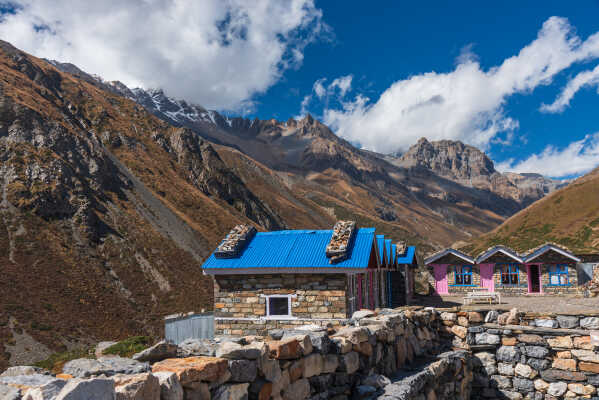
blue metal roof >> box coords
[397,246,416,265]
[202,228,376,270]
[385,239,392,266]
[376,235,385,266]
[391,244,397,266]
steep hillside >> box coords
[463,167,599,254]
[0,40,290,369]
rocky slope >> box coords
[0,40,291,370]
[392,138,564,207]
[463,166,599,254]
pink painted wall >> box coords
[432,264,449,294]
[479,263,495,292]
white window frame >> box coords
[262,294,297,320]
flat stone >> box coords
[540,369,586,382]
[546,336,573,349]
[55,377,115,400]
[526,358,550,371]
[0,374,59,389]
[551,358,577,371]
[0,367,45,377]
[228,359,257,383]
[177,339,216,357]
[497,346,520,363]
[485,311,499,323]
[62,357,150,378]
[534,319,558,328]
[152,357,229,385]
[579,361,599,373]
[212,383,249,400]
[517,335,545,345]
[22,379,67,400]
[571,349,599,363]
[573,336,593,350]
[513,377,534,392]
[153,372,183,400]
[580,317,599,329]
[556,316,579,329]
[547,382,567,397]
[468,326,484,333]
[352,310,376,320]
[113,373,160,400]
[216,341,265,360]
[132,341,178,363]
[498,363,514,376]
[502,337,517,346]
[333,327,369,344]
[268,339,302,360]
[452,325,467,339]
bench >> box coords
[463,288,501,305]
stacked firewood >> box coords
[581,266,599,297]
[214,224,257,258]
[396,241,407,257]
[326,221,356,263]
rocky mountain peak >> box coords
[398,137,496,180]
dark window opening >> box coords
[268,297,289,316]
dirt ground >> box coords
[413,294,599,314]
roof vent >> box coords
[326,221,356,264]
[214,225,257,258]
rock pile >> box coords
[581,267,599,297]
[214,225,257,258]
[326,221,356,263]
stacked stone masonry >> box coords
[2,308,599,400]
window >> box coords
[500,264,519,285]
[454,265,472,285]
[548,264,570,286]
[265,295,293,318]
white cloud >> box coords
[313,78,328,99]
[540,63,599,113]
[329,75,352,97]
[300,74,353,115]
[0,0,329,111]
[322,17,599,153]
[496,133,599,178]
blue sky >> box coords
[1,1,599,178]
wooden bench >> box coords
[463,288,501,305]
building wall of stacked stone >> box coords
[214,274,348,336]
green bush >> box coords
[35,347,94,374]
[102,336,151,358]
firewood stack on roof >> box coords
[326,221,356,264]
[214,224,257,258]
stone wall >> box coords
[439,308,599,399]
[214,274,348,335]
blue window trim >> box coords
[498,263,520,286]
[547,264,570,286]
[453,265,473,286]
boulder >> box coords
[258,357,281,383]
[580,317,599,329]
[183,383,209,400]
[153,372,183,400]
[282,378,310,400]
[152,357,229,385]
[177,339,217,357]
[228,360,257,383]
[484,311,499,323]
[288,360,304,383]
[523,346,548,359]
[0,374,59,388]
[302,354,323,379]
[547,382,567,397]
[330,337,352,354]
[475,333,500,345]
[248,380,272,400]
[62,357,150,378]
[0,367,45,377]
[216,341,265,360]
[55,377,115,400]
[22,379,67,400]
[95,342,118,358]
[322,355,339,374]
[293,335,313,356]
[534,319,558,328]
[556,316,579,329]
[113,373,160,400]
[132,341,178,363]
[212,383,249,400]
[333,327,369,345]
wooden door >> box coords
[433,264,449,295]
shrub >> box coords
[102,336,151,358]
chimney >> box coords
[214,224,256,258]
[326,221,357,264]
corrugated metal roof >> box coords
[376,235,385,265]
[391,244,397,266]
[397,246,416,265]
[385,239,392,265]
[202,228,376,270]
